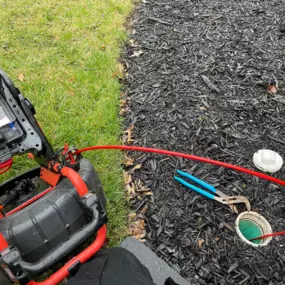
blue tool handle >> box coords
[176,170,217,193]
[174,176,215,200]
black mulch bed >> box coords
[123,0,285,284]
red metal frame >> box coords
[0,158,13,175]
[27,225,107,285]
[0,233,8,251]
[40,168,61,187]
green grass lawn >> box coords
[0,0,133,244]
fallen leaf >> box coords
[128,212,137,222]
[267,79,278,95]
[18,73,25,82]
[130,50,143,58]
[123,171,132,185]
[129,39,139,47]
[126,182,135,197]
[128,217,146,240]
[132,164,142,170]
[135,179,150,193]
[215,237,220,242]
[123,156,134,166]
[198,239,204,248]
[123,125,134,144]
[137,195,144,201]
[120,98,131,116]
[120,99,127,107]
[140,205,148,214]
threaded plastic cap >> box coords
[253,149,283,173]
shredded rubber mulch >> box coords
[123,0,285,284]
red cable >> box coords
[77,145,285,241]
[0,158,13,174]
[60,166,89,197]
[249,231,285,241]
[76,145,285,187]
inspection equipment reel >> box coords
[0,69,107,285]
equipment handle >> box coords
[18,203,105,276]
[174,176,215,200]
[27,225,106,285]
[176,170,217,193]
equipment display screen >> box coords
[0,106,11,127]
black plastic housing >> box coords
[0,159,107,284]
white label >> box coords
[0,107,10,127]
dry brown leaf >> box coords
[143,191,153,196]
[126,182,135,197]
[120,99,127,108]
[198,239,204,248]
[18,73,25,82]
[123,156,134,166]
[136,195,143,201]
[129,39,139,47]
[134,232,146,240]
[128,212,137,222]
[134,179,150,193]
[137,219,145,229]
[123,171,132,185]
[140,205,148,214]
[120,98,131,116]
[132,164,142,170]
[123,125,134,144]
[130,50,143,57]
[215,236,220,242]
[128,219,146,237]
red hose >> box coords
[76,145,285,187]
[250,231,285,241]
[60,167,89,197]
[0,158,13,174]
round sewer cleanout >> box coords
[235,211,272,247]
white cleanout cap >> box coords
[253,149,283,173]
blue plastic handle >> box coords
[176,170,217,193]
[174,176,215,200]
